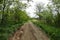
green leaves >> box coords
[52,0,60,27]
[0,0,29,40]
[0,0,3,4]
[33,21,60,40]
[53,0,60,4]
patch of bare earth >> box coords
[8,22,50,40]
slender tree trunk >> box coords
[1,0,5,25]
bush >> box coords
[33,21,60,40]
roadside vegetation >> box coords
[32,20,60,40]
[0,0,29,40]
[0,0,60,40]
[32,0,60,40]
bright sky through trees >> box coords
[26,0,50,18]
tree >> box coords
[0,0,3,4]
[52,0,60,27]
[35,3,54,25]
[0,0,29,40]
[35,3,44,20]
[0,0,29,25]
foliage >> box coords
[0,0,29,40]
[33,21,60,40]
[0,0,3,4]
[54,13,60,27]
[0,23,23,40]
[35,4,54,25]
[52,0,60,27]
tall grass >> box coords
[0,23,24,40]
[33,21,60,40]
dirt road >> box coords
[9,22,50,40]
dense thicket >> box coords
[35,0,60,27]
[0,0,29,40]
[33,0,60,40]
[52,0,60,27]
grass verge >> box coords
[32,21,60,40]
[0,23,24,40]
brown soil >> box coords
[8,22,50,40]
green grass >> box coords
[0,23,23,40]
[33,21,60,40]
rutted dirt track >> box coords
[9,22,50,40]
